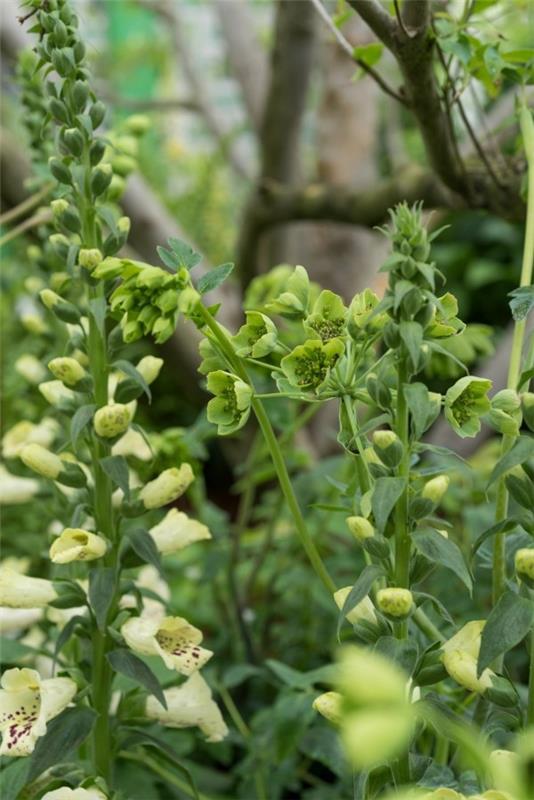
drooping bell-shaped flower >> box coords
[42,787,108,799]
[444,376,492,438]
[333,587,378,627]
[112,428,152,461]
[139,464,194,509]
[121,615,213,675]
[0,466,40,505]
[0,569,58,608]
[312,691,342,725]
[49,528,107,564]
[232,311,279,358]
[145,671,228,742]
[265,265,310,320]
[149,508,211,555]
[2,419,58,459]
[304,289,347,343]
[20,443,63,480]
[206,371,253,435]
[280,338,344,393]
[441,620,495,693]
[0,668,76,756]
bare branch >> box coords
[346,0,397,50]
[402,0,430,32]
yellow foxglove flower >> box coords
[135,355,164,385]
[20,444,63,480]
[333,587,378,627]
[441,621,494,693]
[312,691,342,725]
[0,466,40,505]
[139,464,194,509]
[345,516,374,542]
[121,615,212,675]
[149,509,211,555]
[377,588,414,619]
[0,668,76,756]
[422,791,466,799]
[39,380,75,406]
[49,529,107,564]
[338,645,407,707]
[145,671,228,742]
[2,419,58,459]
[121,565,170,621]
[42,789,108,800]
[0,608,43,635]
[0,568,58,609]
[422,475,449,504]
[112,428,152,461]
[341,707,415,770]
[14,355,47,385]
[48,357,86,386]
[93,403,130,439]
[515,548,534,582]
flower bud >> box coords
[377,588,413,619]
[89,100,106,129]
[313,692,342,725]
[422,474,449,505]
[125,114,151,135]
[20,443,63,479]
[334,586,378,627]
[0,568,58,608]
[93,403,131,438]
[48,157,72,185]
[136,356,163,385]
[515,548,534,585]
[72,79,89,112]
[117,216,131,235]
[346,516,374,542]
[488,389,522,436]
[39,380,75,407]
[521,392,534,432]
[50,528,107,564]
[63,127,84,157]
[78,248,103,271]
[92,257,124,281]
[51,198,69,217]
[48,357,86,386]
[15,355,46,384]
[372,429,403,468]
[48,233,70,259]
[139,464,194,509]
[91,163,112,196]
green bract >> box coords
[232,311,278,357]
[304,289,347,342]
[206,371,253,435]
[444,376,492,438]
[428,292,465,338]
[265,265,310,319]
[487,389,522,436]
[347,288,387,337]
[280,338,344,392]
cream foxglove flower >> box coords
[135,356,163,385]
[112,428,152,461]
[376,588,414,619]
[313,691,342,725]
[145,671,228,742]
[121,615,213,675]
[139,464,194,509]
[93,403,130,439]
[48,357,86,387]
[333,587,378,627]
[20,443,63,480]
[2,419,58,459]
[121,565,170,621]
[441,620,495,693]
[0,668,76,756]
[0,569,58,608]
[49,529,107,564]
[14,355,47,384]
[149,509,211,555]
[0,608,43,635]
[42,788,108,800]
[0,467,40,505]
[39,380,75,406]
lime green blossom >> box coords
[232,312,278,358]
[206,371,253,435]
[304,289,347,342]
[281,338,344,392]
[445,376,492,438]
[428,292,464,338]
[487,389,522,437]
[348,289,387,336]
[265,265,310,319]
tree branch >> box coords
[347,0,397,49]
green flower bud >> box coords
[232,311,278,358]
[334,587,378,627]
[51,198,69,217]
[93,403,131,439]
[111,154,137,177]
[376,587,413,619]
[522,392,534,432]
[107,174,125,201]
[487,389,522,437]
[372,429,403,468]
[48,233,70,259]
[139,464,194,509]
[444,376,492,438]
[92,257,124,280]
[79,248,103,271]
[48,357,86,386]
[515,548,534,586]
[207,371,253,435]
[48,97,69,123]
[346,516,374,542]
[39,289,80,324]
[304,289,347,343]
[91,163,113,197]
[124,114,151,135]
[117,216,131,234]
[63,127,84,157]
[48,157,72,185]
[422,474,449,505]
[72,80,89,112]
[20,443,62,479]
[89,100,106,129]
[280,338,344,393]
[136,356,163,385]
[312,692,342,725]
[89,138,106,166]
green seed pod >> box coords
[90,164,113,197]
[49,97,69,123]
[72,80,89,112]
[63,127,84,157]
[89,139,106,166]
[48,157,72,185]
[89,100,106,129]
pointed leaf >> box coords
[488,436,534,487]
[413,528,472,593]
[336,564,384,638]
[371,477,406,533]
[27,707,96,781]
[107,648,167,708]
[478,591,533,674]
[197,263,234,295]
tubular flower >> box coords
[2,419,58,459]
[42,788,108,800]
[0,668,76,756]
[422,475,449,505]
[20,444,63,480]
[206,371,253,435]
[377,588,414,619]
[232,311,278,358]
[444,376,492,438]
[139,464,194,509]
[427,293,464,338]
[333,587,378,627]
[149,508,211,555]
[312,691,342,725]
[48,357,86,386]
[49,529,107,564]
[346,516,375,542]
[135,355,164,385]
[121,615,213,675]
[348,289,387,336]
[487,389,522,437]
[93,403,131,439]
[14,355,47,384]
[304,289,347,342]
[441,621,495,693]
[145,671,228,742]
[280,338,344,392]
[0,608,43,635]
[0,467,40,505]
[112,428,152,461]
[0,569,58,609]
[39,380,76,407]
[264,265,310,319]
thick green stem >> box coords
[394,358,411,638]
[199,305,336,595]
[528,626,534,727]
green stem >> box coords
[413,608,445,643]
[528,626,534,726]
[493,104,534,614]
[199,305,336,595]
[119,751,215,800]
[394,358,411,637]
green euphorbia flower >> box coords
[444,376,492,438]
[206,371,253,435]
[487,389,522,436]
[347,289,387,338]
[428,292,464,338]
[265,265,310,319]
[304,289,347,342]
[232,312,278,358]
[281,338,344,392]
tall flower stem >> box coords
[394,357,411,639]
[493,103,534,616]
[198,304,336,595]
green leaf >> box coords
[100,454,130,501]
[121,727,199,800]
[413,591,454,625]
[413,528,472,594]
[399,321,423,370]
[156,245,179,271]
[113,359,151,401]
[107,649,167,708]
[373,635,419,675]
[471,519,519,557]
[508,286,534,322]
[126,528,163,576]
[197,263,234,295]
[353,42,384,67]
[336,564,384,639]
[87,296,106,338]
[70,403,96,450]
[478,591,534,674]
[168,237,202,271]
[27,707,96,782]
[371,476,406,533]
[488,436,534,487]
[404,383,434,439]
[0,636,39,663]
[89,567,115,632]
[53,614,87,669]
[0,759,29,800]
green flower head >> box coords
[444,376,492,438]
[487,389,522,437]
[347,289,387,338]
[265,265,310,320]
[428,293,464,338]
[387,202,430,262]
[281,338,344,393]
[304,290,347,342]
[232,312,278,358]
[206,371,253,435]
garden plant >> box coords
[1,1,534,799]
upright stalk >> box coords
[394,357,411,638]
